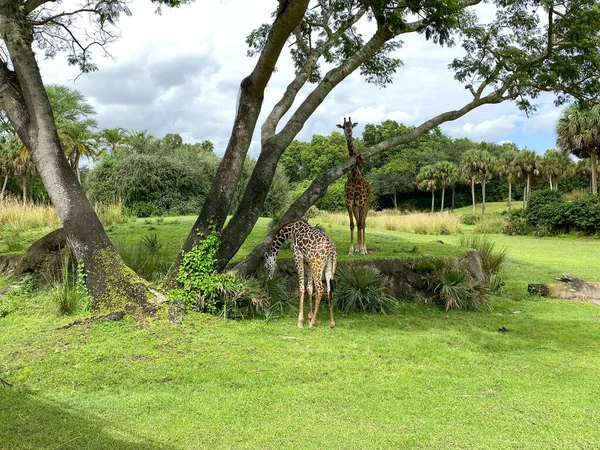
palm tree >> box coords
[556,103,600,195]
[576,158,595,191]
[59,121,98,182]
[460,149,481,215]
[417,165,438,213]
[476,151,495,216]
[497,146,519,211]
[513,149,539,207]
[433,161,458,212]
[538,149,574,191]
[98,127,129,154]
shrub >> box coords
[411,255,448,275]
[127,201,162,218]
[334,266,399,314]
[114,234,171,282]
[458,235,507,275]
[502,209,531,235]
[461,214,480,225]
[436,263,491,312]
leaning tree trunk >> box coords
[0,10,160,314]
[1,171,8,198]
[481,179,486,216]
[164,0,310,287]
[591,152,598,195]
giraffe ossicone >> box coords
[264,219,337,328]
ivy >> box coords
[170,229,244,313]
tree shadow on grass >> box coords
[0,390,176,450]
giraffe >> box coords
[337,117,372,255]
[264,219,337,328]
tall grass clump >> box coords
[0,197,60,231]
[334,266,399,314]
[47,256,90,316]
[473,216,505,234]
[95,201,128,227]
[114,233,171,282]
[458,234,507,274]
[319,211,462,235]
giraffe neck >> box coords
[269,222,296,254]
[346,136,355,157]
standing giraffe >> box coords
[264,219,337,328]
[337,117,372,255]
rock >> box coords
[167,299,186,324]
[458,250,486,284]
[11,228,74,289]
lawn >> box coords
[2,214,600,449]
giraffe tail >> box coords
[328,279,336,302]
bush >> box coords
[114,234,171,282]
[48,259,90,316]
[502,209,532,236]
[334,266,399,314]
[461,214,480,225]
[127,201,162,218]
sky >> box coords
[37,0,563,158]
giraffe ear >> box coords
[352,122,358,128]
[336,124,343,129]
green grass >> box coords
[454,201,523,215]
[3,215,600,448]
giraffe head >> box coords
[264,251,277,279]
[336,117,358,138]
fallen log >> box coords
[528,274,600,305]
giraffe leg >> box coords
[352,206,360,254]
[325,255,335,329]
[358,207,367,255]
[309,261,325,328]
[294,255,305,328]
[346,206,355,255]
[306,268,314,320]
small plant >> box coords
[141,233,163,255]
[258,273,296,319]
[334,266,399,314]
[411,255,448,275]
[436,263,491,312]
[48,257,89,315]
[458,235,507,275]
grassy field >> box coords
[453,201,523,215]
[2,213,600,448]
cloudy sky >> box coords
[37,0,562,157]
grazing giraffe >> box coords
[264,219,337,328]
[337,117,372,255]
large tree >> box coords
[496,145,519,211]
[417,165,439,213]
[0,0,186,312]
[433,161,458,213]
[539,149,573,191]
[514,149,539,207]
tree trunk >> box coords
[165,0,310,285]
[0,10,160,314]
[549,176,552,190]
[471,176,476,214]
[524,174,531,207]
[1,171,8,199]
[591,152,597,195]
[508,180,512,212]
[481,179,486,216]
[431,189,435,213]
[451,186,455,209]
[28,171,33,202]
[393,191,397,210]
[440,185,445,212]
